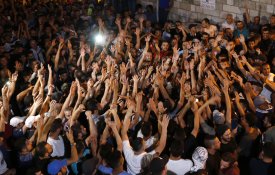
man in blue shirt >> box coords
[233,21,249,40]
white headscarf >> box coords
[190,146,208,172]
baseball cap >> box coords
[254,95,269,108]
[212,110,225,125]
[149,156,169,174]
[47,159,67,175]
[10,116,26,127]
[25,115,40,128]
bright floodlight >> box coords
[95,34,105,45]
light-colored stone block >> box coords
[191,5,196,12]
[227,0,234,6]
[223,5,241,14]
[262,0,271,3]
[266,4,274,13]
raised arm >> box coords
[154,115,169,154]
[54,39,64,72]
[108,121,123,152]
[222,79,232,126]
[7,72,18,99]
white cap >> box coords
[10,116,26,127]
[25,115,40,128]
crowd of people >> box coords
[0,0,275,175]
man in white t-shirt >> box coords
[167,140,193,175]
[137,122,158,150]
[221,14,235,31]
[121,105,169,175]
[47,118,65,157]
[260,64,275,102]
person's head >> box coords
[270,14,275,25]
[173,127,186,141]
[30,39,38,49]
[99,143,113,161]
[50,118,63,134]
[248,38,255,49]
[262,29,270,40]
[262,63,271,76]
[201,18,210,28]
[192,147,208,171]
[236,21,244,30]
[170,140,184,158]
[64,107,73,119]
[189,24,197,33]
[254,95,272,111]
[220,152,237,170]
[227,40,235,51]
[0,56,8,67]
[201,32,209,41]
[253,16,260,24]
[15,137,33,153]
[107,150,124,170]
[141,154,154,173]
[35,141,53,158]
[161,41,169,52]
[149,157,168,175]
[58,69,68,82]
[145,51,152,62]
[141,122,152,139]
[226,14,234,24]
[263,113,275,129]
[216,124,231,143]
[10,116,25,129]
[72,123,87,140]
[204,135,221,151]
[131,137,145,153]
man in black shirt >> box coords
[204,135,221,175]
[249,142,275,175]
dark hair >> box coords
[99,143,113,160]
[170,140,184,157]
[50,118,63,133]
[204,135,216,149]
[35,141,48,158]
[141,122,152,138]
[86,99,99,111]
[202,18,210,24]
[14,137,27,152]
[131,137,143,152]
[221,152,236,165]
[173,127,186,140]
[107,150,123,169]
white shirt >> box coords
[260,73,275,102]
[167,159,193,175]
[47,135,65,157]
[123,140,155,175]
[221,21,235,31]
[137,130,157,149]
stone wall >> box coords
[137,0,275,24]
